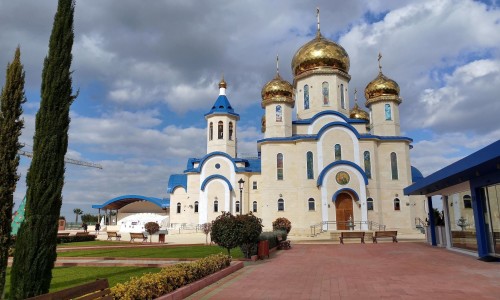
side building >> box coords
[168,24,425,234]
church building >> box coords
[167,17,426,234]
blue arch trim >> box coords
[92,194,169,209]
[167,174,187,194]
[201,174,234,191]
[293,110,353,124]
[317,160,369,187]
[185,151,261,173]
[332,188,360,202]
[317,122,361,139]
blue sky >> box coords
[1,0,499,219]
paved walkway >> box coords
[187,242,500,300]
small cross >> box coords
[378,52,382,72]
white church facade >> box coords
[167,22,426,234]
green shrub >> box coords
[211,212,239,256]
[144,222,160,243]
[111,253,231,300]
[57,235,96,244]
[272,217,292,234]
[236,213,262,258]
[258,231,282,249]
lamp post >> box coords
[238,178,245,215]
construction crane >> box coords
[18,144,103,169]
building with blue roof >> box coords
[167,19,426,233]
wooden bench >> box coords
[340,231,365,244]
[130,232,147,243]
[75,232,89,236]
[277,235,291,250]
[373,231,398,243]
[27,278,111,300]
[106,231,121,241]
[57,233,70,237]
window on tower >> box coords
[176,203,181,214]
[335,144,342,161]
[391,152,398,180]
[214,200,219,212]
[209,122,213,141]
[276,105,282,122]
[229,122,233,140]
[218,121,223,139]
[304,85,309,109]
[322,82,329,105]
[277,153,284,180]
[385,104,392,120]
[306,151,314,179]
[253,201,257,213]
[340,83,345,109]
[364,151,372,179]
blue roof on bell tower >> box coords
[204,77,240,119]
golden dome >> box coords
[261,73,294,108]
[349,102,369,122]
[291,32,350,76]
[218,77,227,89]
[364,72,400,100]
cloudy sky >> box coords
[1,0,499,219]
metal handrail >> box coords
[310,221,386,236]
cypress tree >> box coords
[0,47,26,299]
[10,1,76,298]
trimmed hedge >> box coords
[57,235,96,244]
[258,230,286,250]
[111,253,231,300]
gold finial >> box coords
[316,7,321,37]
[378,52,383,73]
[219,74,227,89]
[354,88,358,103]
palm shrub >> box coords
[144,222,160,243]
[272,217,292,237]
[236,213,262,258]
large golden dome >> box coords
[291,31,350,76]
[349,102,369,122]
[364,72,400,100]
[261,73,294,108]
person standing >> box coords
[82,222,88,232]
[95,223,101,235]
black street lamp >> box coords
[238,178,245,215]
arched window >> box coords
[229,122,233,140]
[391,152,398,180]
[277,153,284,180]
[176,203,181,214]
[218,121,223,139]
[463,195,472,208]
[306,151,314,179]
[335,144,342,161]
[304,85,309,109]
[235,201,240,213]
[209,122,213,141]
[276,105,282,122]
[340,83,345,109]
[308,198,315,211]
[278,198,284,211]
[194,201,199,213]
[394,198,400,211]
[364,151,372,179]
[214,200,219,212]
[385,104,392,120]
[367,198,374,211]
[322,82,329,105]
[253,201,257,213]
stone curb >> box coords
[155,261,244,300]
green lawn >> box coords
[57,244,243,259]
[4,266,161,298]
[58,240,131,247]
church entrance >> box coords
[335,193,353,230]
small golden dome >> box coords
[261,73,294,108]
[349,103,370,122]
[291,32,350,76]
[364,72,400,100]
[218,77,227,89]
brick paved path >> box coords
[188,242,500,300]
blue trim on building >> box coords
[201,174,234,191]
[92,194,169,210]
[167,174,187,194]
[292,110,366,125]
[317,160,369,187]
[332,188,360,202]
[204,95,240,119]
[184,151,261,174]
[404,140,500,195]
[411,166,424,183]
